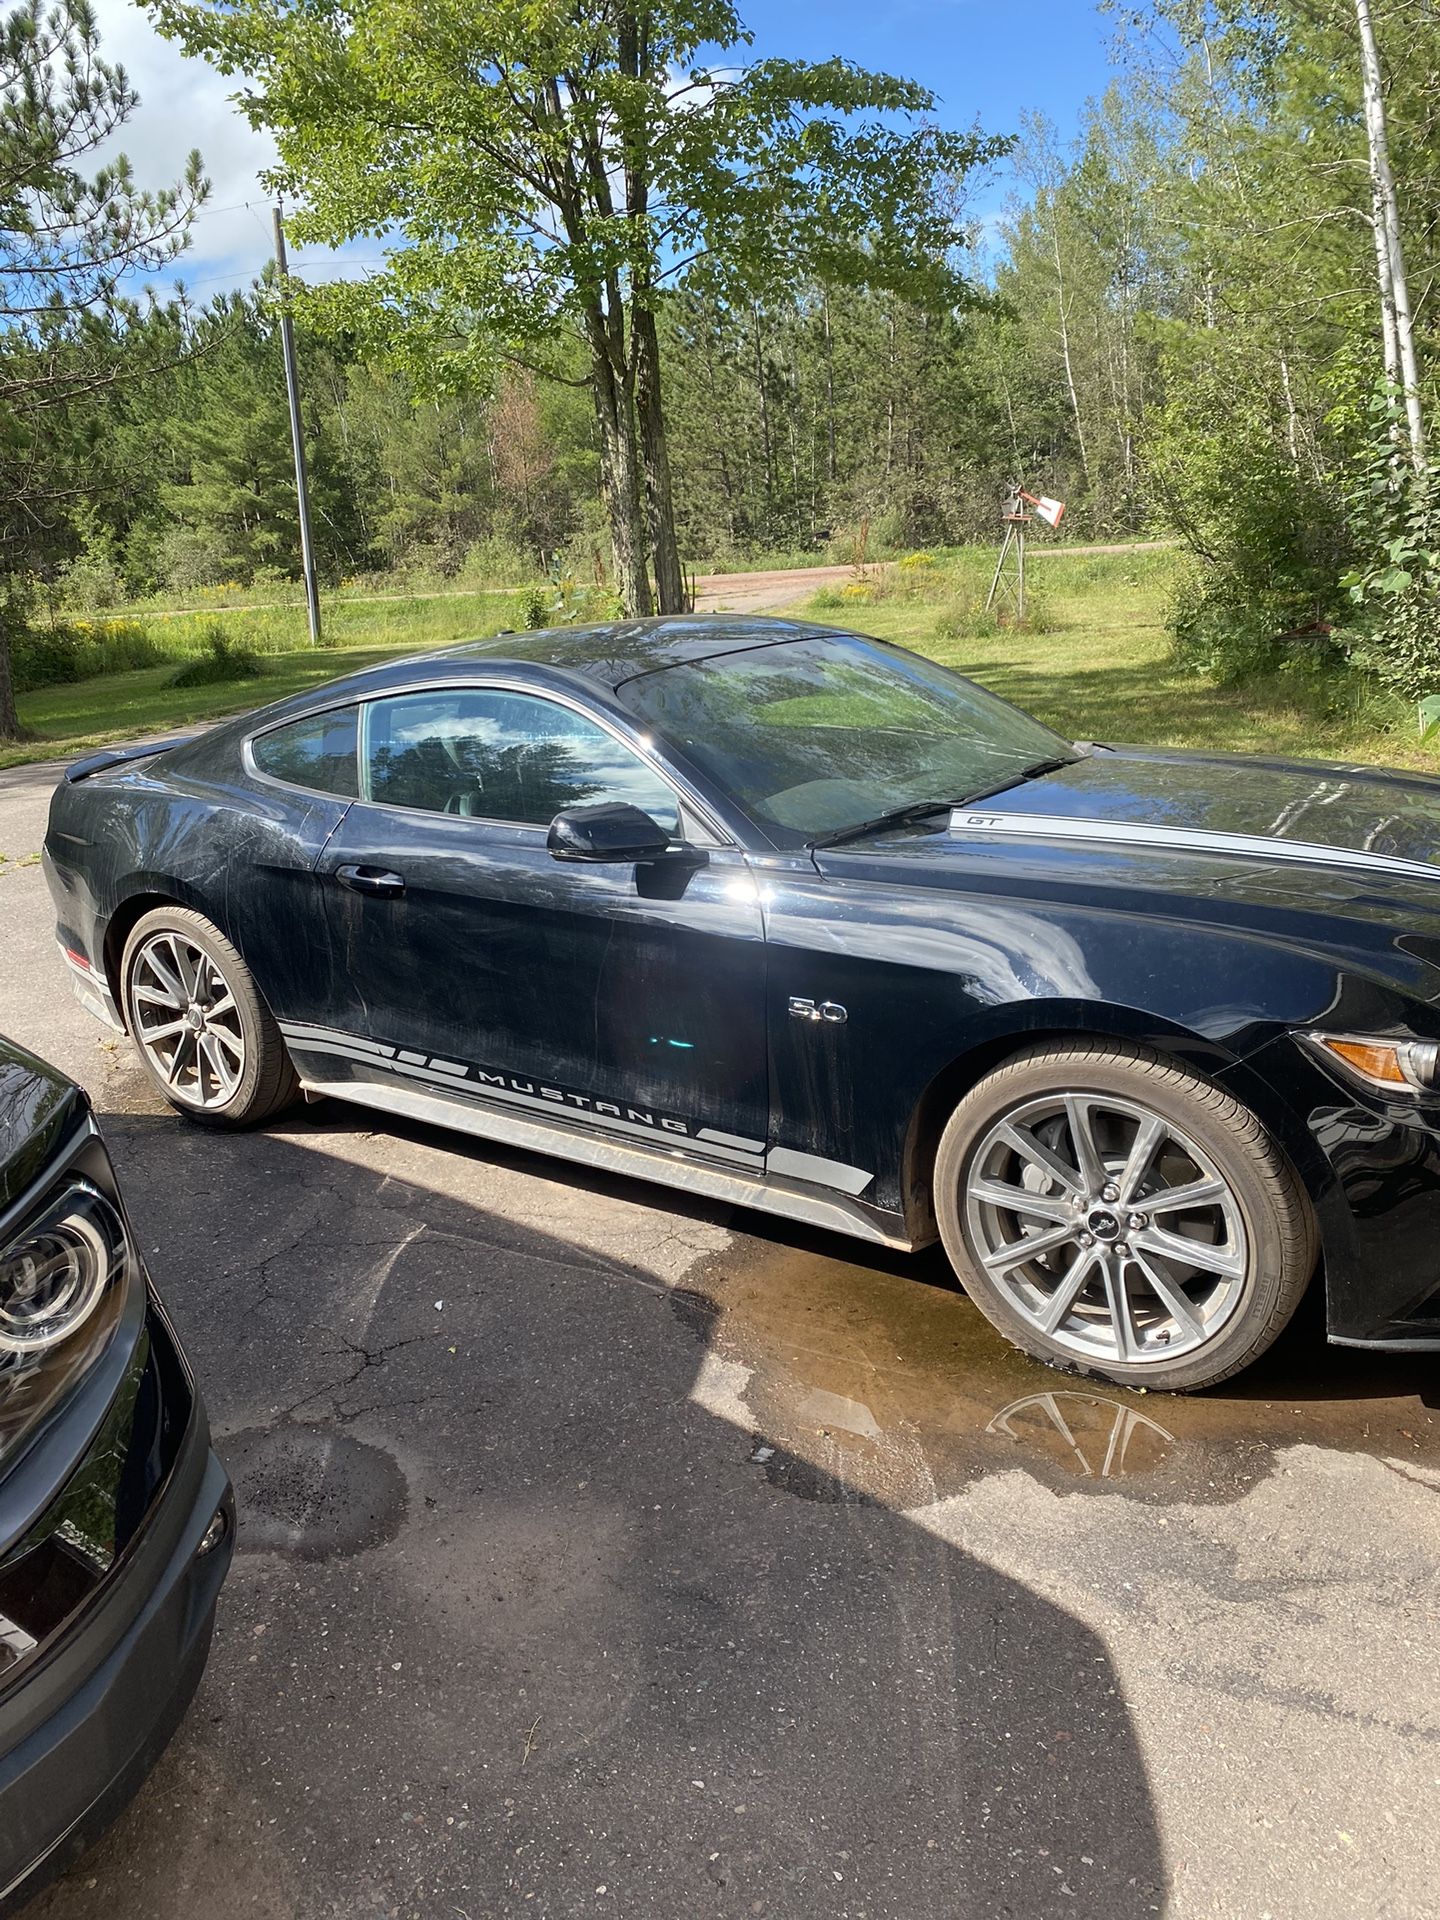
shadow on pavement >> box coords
[28,1106,1166,1920]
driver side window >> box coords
[361,687,680,834]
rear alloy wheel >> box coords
[933,1041,1316,1391]
[122,907,297,1127]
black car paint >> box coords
[42,616,1440,1349]
[0,1037,233,1910]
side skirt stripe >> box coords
[298,1072,912,1252]
[279,1019,876,1199]
[284,1034,768,1169]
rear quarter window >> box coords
[252,708,359,798]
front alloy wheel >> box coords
[933,1041,1316,1391]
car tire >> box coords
[932,1039,1317,1392]
[121,906,298,1127]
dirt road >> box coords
[692,541,1174,612]
[94,541,1176,624]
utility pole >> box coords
[273,202,322,646]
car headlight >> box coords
[0,1182,127,1354]
[1309,1033,1440,1094]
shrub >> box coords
[56,549,124,613]
[1169,560,1340,686]
[459,535,535,587]
[933,584,1052,642]
[169,622,264,688]
[11,617,169,693]
[1335,394,1440,696]
[159,524,232,595]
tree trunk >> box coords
[1278,351,1300,466]
[1370,189,1401,394]
[1355,0,1426,468]
[589,334,652,617]
[1049,200,1091,489]
[751,302,773,498]
[822,290,837,486]
[0,629,19,743]
[884,302,896,478]
[633,304,686,614]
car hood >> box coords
[0,1037,87,1216]
[810,744,1440,955]
[987,745,1440,869]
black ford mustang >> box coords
[41,615,1440,1391]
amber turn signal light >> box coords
[1311,1034,1440,1093]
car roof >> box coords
[189,614,845,752]
[432,614,832,690]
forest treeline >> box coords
[7,1,1440,716]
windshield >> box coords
[617,631,1077,847]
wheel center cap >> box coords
[1087,1208,1122,1242]
[186,1004,204,1030]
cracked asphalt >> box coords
[3,751,1440,1918]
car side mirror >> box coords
[547,801,674,863]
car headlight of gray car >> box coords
[0,1174,134,1460]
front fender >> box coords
[760,862,1435,1221]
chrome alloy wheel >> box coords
[129,930,245,1109]
[963,1091,1250,1366]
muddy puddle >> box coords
[682,1231,1440,1508]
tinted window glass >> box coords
[253,707,359,797]
[361,688,679,831]
[618,631,1075,845]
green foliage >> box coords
[169,622,263,687]
[149,0,1007,613]
[1148,323,1348,683]
[932,588,1052,641]
[55,505,126,611]
[11,617,169,693]
[0,0,211,735]
[1420,696,1440,745]
[1336,391,1440,696]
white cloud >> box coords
[92,0,377,297]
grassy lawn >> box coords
[6,546,1436,775]
[3,592,519,768]
[806,548,1436,774]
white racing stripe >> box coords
[949,809,1440,886]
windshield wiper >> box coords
[809,799,957,850]
[809,757,1078,851]
[958,757,1076,808]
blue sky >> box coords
[741,0,1120,153]
[92,0,1120,299]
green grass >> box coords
[7,545,1437,775]
[807,546,1435,775]
[4,591,520,768]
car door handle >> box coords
[335,864,406,898]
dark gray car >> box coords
[0,1035,232,1911]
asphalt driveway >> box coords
[1,753,1438,1919]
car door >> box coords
[300,680,770,1163]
